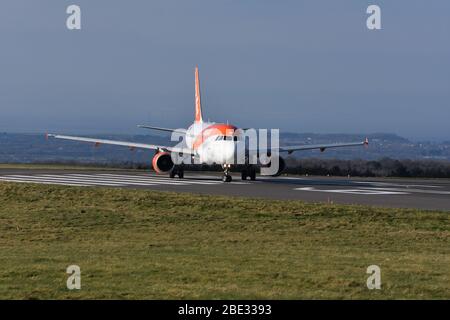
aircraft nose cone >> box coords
[222,141,235,163]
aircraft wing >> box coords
[46,134,194,155]
[279,138,368,154]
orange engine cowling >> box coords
[152,152,174,174]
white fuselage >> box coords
[184,121,238,165]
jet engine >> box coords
[152,152,174,174]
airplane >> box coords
[47,66,368,182]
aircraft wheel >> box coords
[250,169,256,181]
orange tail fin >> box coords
[194,66,203,123]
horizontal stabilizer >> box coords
[137,125,186,134]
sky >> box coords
[0,0,449,140]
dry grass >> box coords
[0,182,449,299]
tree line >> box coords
[283,157,450,178]
[30,157,450,178]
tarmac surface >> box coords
[0,168,449,211]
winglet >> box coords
[364,137,369,147]
[45,133,56,140]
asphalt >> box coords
[0,168,449,211]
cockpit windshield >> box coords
[216,136,239,141]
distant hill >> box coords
[0,132,449,164]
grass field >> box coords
[0,181,449,299]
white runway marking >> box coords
[40,174,187,186]
[0,175,126,187]
[0,173,248,187]
[92,173,223,185]
[295,187,409,195]
[368,187,450,195]
[353,181,442,189]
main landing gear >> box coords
[222,164,232,182]
[170,165,184,179]
[241,165,256,181]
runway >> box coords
[0,168,449,211]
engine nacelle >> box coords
[152,152,174,174]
